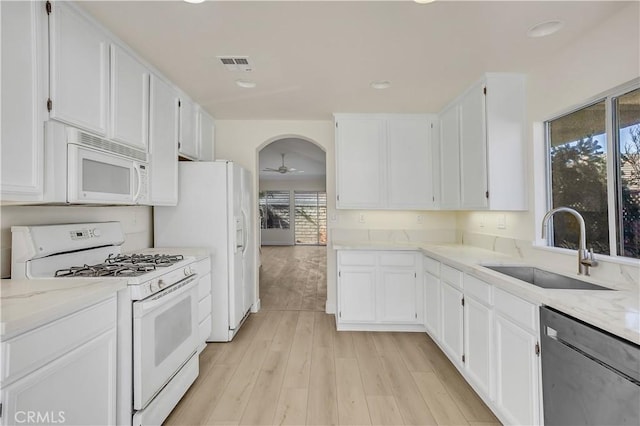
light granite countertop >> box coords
[0,279,127,341]
[333,241,640,345]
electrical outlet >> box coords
[330,213,338,222]
[358,213,365,223]
[497,214,507,229]
[417,214,424,224]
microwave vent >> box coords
[75,131,148,162]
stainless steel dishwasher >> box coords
[540,306,640,425]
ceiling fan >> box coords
[262,153,304,174]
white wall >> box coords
[0,205,153,278]
[457,3,640,272]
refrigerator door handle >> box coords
[241,210,249,255]
[235,216,244,252]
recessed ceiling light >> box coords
[183,0,205,4]
[527,20,564,38]
[414,0,436,4]
[236,79,257,89]
[370,80,391,90]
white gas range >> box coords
[11,222,201,426]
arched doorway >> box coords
[257,137,327,311]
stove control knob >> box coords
[183,267,191,277]
[158,279,165,289]
[150,282,159,293]
[92,228,101,237]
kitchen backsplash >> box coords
[0,205,153,278]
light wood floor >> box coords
[165,311,501,426]
[258,246,327,312]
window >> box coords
[259,190,290,229]
[294,191,327,245]
[546,83,640,259]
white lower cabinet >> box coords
[423,271,441,339]
[338,268,376,323]
[2,330,117,426]
[440,280,464,364]
[421,256,541,425]
[379,269,421,323]
[494,288,541,426]
[337,250,422,330]
[1,297,118,426]
[464,295,493,397]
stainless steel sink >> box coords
[483,266,613,290]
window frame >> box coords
[543,78,640,260]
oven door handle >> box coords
[133,275,198,317]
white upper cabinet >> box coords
[335,114,435,210]
[178,97,199,159]
[49,1,109,136]
[198,108,215,161]
[439,105,461,209]
[335,116,385,208]
[437,73,527,211]
[109,44,149,151]
[459,81,488,209]
[387,117,433,209]
[1,1,46,201]
[149,74,179,206]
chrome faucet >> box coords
[541,207,598,276]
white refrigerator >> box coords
[154,161,256,342]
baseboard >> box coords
[251,298,261,313]
[325,301,335,314]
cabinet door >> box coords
[424,271,441,340]
[464,296,493,397]
[110,44,149,151]
[178,98,199,159]
[149,75,179,205]
[440,281,464,364]
[439,106,460,209]
[459,82,488,209]
[335,118,385,208]
[199,109,215,161]
[2,329,117,426]
[1,1,45,201]
[494,314,540,426]
[49,2,108,135]
[379,269,420,323]
[386,118,432,209]
[338,268,376,323]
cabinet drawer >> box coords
[441,264,463,289]
[198,294,212,322]
[339,251,376,266]
[423,256,440,276]
[198,276,210,300]
[464,274,493,305]
[379,252,415,267]
[2,297,117,385]
[199,315,212,343]
[494,287,537,331]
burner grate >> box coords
[54,253,184,278]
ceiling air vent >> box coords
[217,56,253,72]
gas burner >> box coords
[106,253,184,266]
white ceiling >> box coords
[259,138,326,181]
[80,1,631,120]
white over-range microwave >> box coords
[44,121,149,205]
